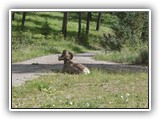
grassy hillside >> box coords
[12,12,149,65]
[12,12,113,62]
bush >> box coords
[100,34,122,52]
[41,18,53,36]
[111,12,148,45]
[12,31,33,49]
[135,48,148,65]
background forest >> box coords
[12,11,149,65]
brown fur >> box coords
[58,50,90,74]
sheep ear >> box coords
[68,52,73,60]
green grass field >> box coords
[12,12,112,63]
[12,69,148,108]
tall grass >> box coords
[12,39,89,63]
[94,43,148,65]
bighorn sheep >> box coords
[58,50,90,74]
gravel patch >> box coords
[12,52,148,86]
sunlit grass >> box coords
[12,40,89,63]
[12,68,148,108]
[94,44,148,65]
[12,12,113,62]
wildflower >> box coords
[109,101,113,104]
[126,93,130,96]
[121,96,124,99]
[86,103,90,107]
[50,81,53,84]
[69,102,73,105]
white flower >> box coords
[109,101,113,104]
[86,103,90,107]
[121,96,124,99]
[126,93,130,96]
[69,102,73,105]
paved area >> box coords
[12,52,148,86]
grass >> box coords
[11,12,149,109]
[94,44,149,65]
[12,12,148,65]
[12,68,148,108]
[12,12,113,63]
[12,40,89,63]
[94,49,138,64]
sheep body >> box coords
[58,50,90,74]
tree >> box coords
[96,12,102,31]
[90,12,92,21]
[12,12,15,21]
[111,12,148,44]
[141,12,149,42]
[86,12,91,35]
[62,12,68,39]
[21,12,27,30]
[78,12,82,39]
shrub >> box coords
[100,33,122,52]
[41,18,53,36]
[111,12,149,45]
[12,30,33,49]
[135,48,148,65]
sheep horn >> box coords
[68,52,73,60]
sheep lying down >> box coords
[58,50,90,74]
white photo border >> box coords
[9,9,151,111]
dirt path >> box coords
[12,52,148,86]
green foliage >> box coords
[12,31,33,47]
[12,40,88,62]
[100,34,122,51]
[41,18,53,36]
[94,43,148,65]
[12,12,103,62]
[111,12,149,45]
[11,12,149,64]
[78,26,90,47]
[141,12,149,42]
[135,47,148,65]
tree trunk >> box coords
[86,12,91,35]
[62,12,68,39]
[12,12,15,21]
[96,12,102,31]
[21,12,27,30]
[90,13,92,21]
[78,12,82,39]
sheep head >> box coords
[58,50,73,61]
